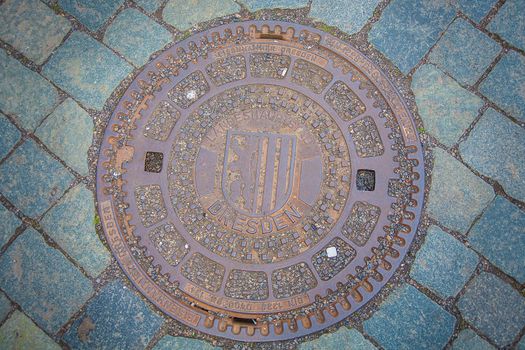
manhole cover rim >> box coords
[95,20,425,342]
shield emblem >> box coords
[222,130,296,216]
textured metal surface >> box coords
[96,21,425,341]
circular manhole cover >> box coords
[96,21,425,341]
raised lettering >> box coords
[284,205,301,223]
[273,213,288,230]
[261,219,273,234]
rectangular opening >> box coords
[356,169,375,191]
[144,152,163,173]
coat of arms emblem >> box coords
[222,130,296,216]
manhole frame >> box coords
[95,20,425,342]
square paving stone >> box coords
[104,8,172,66]
[451,329,495,350]
[35,99,93,175]
[369,0,456,74]
[58,0,125,31]
[412,64,483,147]
[153,335,219,350]
[0,48,59,131]
[41,184,111,277]
[429,19,500,86]
[300,327,376,350]
[459,108,525,202]
[518,336,525,350]
[0,139,74,218]
[0,203,20,249]
[0,0,71,65]
[134,0,163,13]
[0,292,11,323]
[0,311,60,350]
[457,272,525,347]
[487,0,525,51]
[242,0,308,11]
[309,0,380,35]
[410,225,478,298]
[427,148,494,233]
[454,0,497,22]
[163,0,240,31]
[0,228,94,334]
[479,51,525,122]
[0,113,20,160]
[363,284,455,350]
[468,196,525,283]
[63,280,163,349]
[43,31,132,110]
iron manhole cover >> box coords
[96,21,425,341]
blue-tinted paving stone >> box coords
[427,148,494,233]
[457,272,525,347]
[300,327,376,350]
[0,228,94,333]
[35,99,92,175]
[519,336,525,350]
[0,292,11,323]
[479,51,525,122]
[0,49,59,131]
[64,280,163,349]
[153,335,219,350]
[0,311,60,350]
[468,196,525,283]
[242,0,308,11]
[410,226,478,298]
[43,32,132,110]
[134,0,163,13]
[451,329,495,350]
[104,9,172,66]
[0,203,20,248]
[163,0,240,31]
[369,0,456,74]
[0,114,20,160]
[0,0,71,65]
[0,140,74,218]
[460,108,525,202]
[364,284,455,350]
[487,0,525,51]
[454,0,497,22]
[41,185,111,277]
[412,64,483,147]
[58,0,124,31]
[309,0,380,35]
[429,19,500,86]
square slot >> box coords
[144,152,163,173]
[356,169,375,191]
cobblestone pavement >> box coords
[0,0,524,349]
